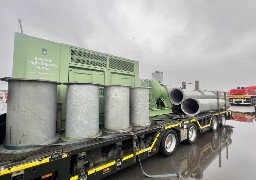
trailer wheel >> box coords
[219,115,226,127]
[210,116,218,132]
[186,123,197,144]
[161,130,178,157]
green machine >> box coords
[11,33,172,127]
[142,79,172,117]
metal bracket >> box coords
[50,148,64,159]
[132,135,138,163]
[11,170,24,180]
[116,159,122,170]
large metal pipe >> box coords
[181,98,231,116]
[169,88,204,105]
[65,83,100,139]
[4,78,58,148]
[130,87,150,126]
[104,85,130,131]
[169,88,218,105]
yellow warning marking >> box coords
[70,175,78,180]
[122,154,134,161]
[88,161,116,175]
[149,133,160,150]
[191,119,210,129]
[164,123,181,130]
[136,148,148,155]
[121,133,160,162]
[0,158,50,176]
[0,153,69,176]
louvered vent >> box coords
[71,48,107,68]
[109,57,134,72]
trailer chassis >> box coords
[0,110,232,180]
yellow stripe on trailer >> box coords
[213,110,230,116]
[191,119,210,129]
[0,153,69,176]
[149,133,160,150]
[121,132,160,162]
[70,175,78,180]
[122,154,134,161]
[164,123,181,130]
[0,157,50,176]
[88,161,116,175]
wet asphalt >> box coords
[107,106,256,180]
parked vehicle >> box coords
[0,33,231,180]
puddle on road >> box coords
[107,106,256,180]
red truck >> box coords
[228,86,256,105]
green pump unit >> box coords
[142,79,172,117]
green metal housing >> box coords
[12,33,140,126]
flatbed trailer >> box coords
[0,110,231,180]
[0,33,232,180]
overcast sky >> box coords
[0,0,256,90]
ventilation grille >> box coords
[109,57,134,72]
[71,48,107,68]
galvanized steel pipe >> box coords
[65,83,100,139]
[4,78,58,147]
[130,87,150,126]
[181,98,230,116]
[169,88,205,105]
[104,85,130,131]
[169,88,219,105]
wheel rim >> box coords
[189,126,197,141]
[221,116,226,126]
[165,134,176,153]
[213,118,218,130]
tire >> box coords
[219,115,226,127]
[160,130,178,157]
[210,116,218,132]
[186,123,198,144]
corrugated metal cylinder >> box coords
[130,87,150,126]
[104,85,130,131]
[65,83,100,139]
[5,78,58,147]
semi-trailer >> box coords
[0,33,232,180]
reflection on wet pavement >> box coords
[107,127,233,180]
[107,106,256,180]
[232,112,255,123]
